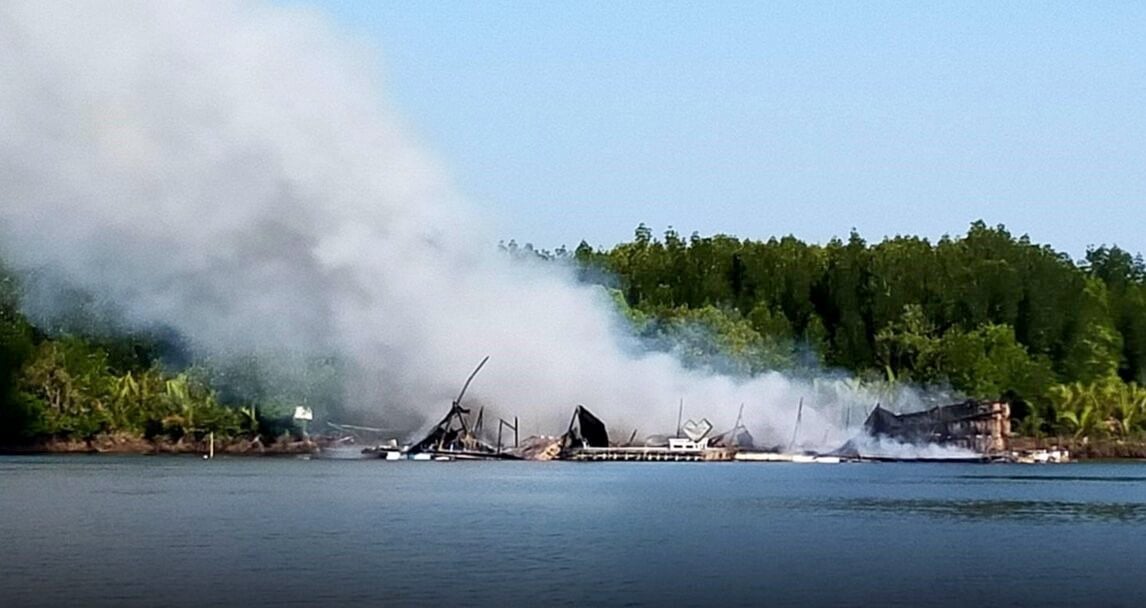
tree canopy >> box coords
[4,221,1146,443]
[567,222,1146,439]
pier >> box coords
[566,446,735,462]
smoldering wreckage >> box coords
[343,357,1067,464]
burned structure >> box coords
[706,404,755,449]
[558,405,739,461]
[408,401,516,458]
[863,400,1011,453]
[402,356,520,460]
[367,354,1014,462]
[560,405,610,452]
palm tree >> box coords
[1051,382,1105,439]
[160,374,197,437]
[1104,381,1146,438]
[1057,404,1100,439]
[1017,407,1046,438]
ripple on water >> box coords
[813,497,1146,524]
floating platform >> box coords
[565,446,735,462]
[734,452,842,463]
[367,448,521,461]
[848,455,998,463]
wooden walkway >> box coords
[566,447,735,462]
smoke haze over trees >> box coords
[566,222,1146,440]
[3,2,1146,450]
[5,223,1146,444]
[0,1,878,450]
[570,222,1146,390]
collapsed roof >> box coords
[561,405,610,450]
[708,425,755,449]
[409,402,497,455]
[407,355,508,456]
[863,400,1011,453]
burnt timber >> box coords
[559,405,736,461]
[559,405,610,452]
[367,355,1018,462]
[405,400,520,460]
[863,400,1011,454]
[391,356,522,460]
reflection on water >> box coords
[958,474,1146,483]
[816,497,1146,523]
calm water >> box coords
[2,456,1145,607]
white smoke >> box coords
[845,435,981,460]
[0,0,940,450]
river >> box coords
[2,455,1145,607]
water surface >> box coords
[2,456,1144,607]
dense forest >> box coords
[543,221,1146,440]
[0,262,320,447]
[3,221,1146,447]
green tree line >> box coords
[0,260,325,445]
[566,221,1146,439]
[5,221,1146,444]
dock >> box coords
[565,446,735,462]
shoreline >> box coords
[1007,436,1146,460]
[4,434,1146,461]
[0,433,323,457]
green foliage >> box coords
[0,271,36,439]
[646,305,794,375]
[10,337,242,441]
[938,324,1055,402]
[874,305,1055,401]
[5,221,1146,442]
[1084,246,1146,383]
[875,304,943,384]
[1060,278,1123,383]
[573,222,1146,435]
[0,260,286,443]
[17,338,115,437]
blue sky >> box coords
[305,1,1145,257]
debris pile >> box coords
[355,356,1036,463]
[864,400,1011,454]
[510,436,563,461]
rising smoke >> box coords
[0,1,938,450]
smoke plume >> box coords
[1,1,933,448]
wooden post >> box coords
[788,398,804,452]
[208,432,214,459]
